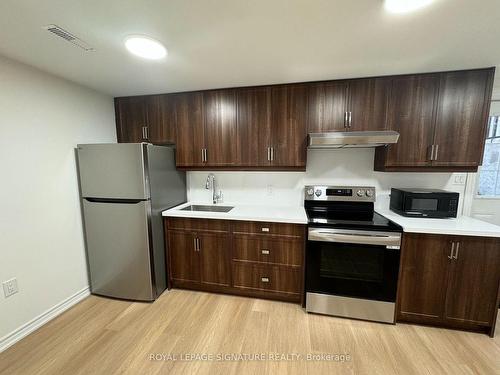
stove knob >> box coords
[356,189,365,197]
[307,188,314,196]
[315,189,322,197]
[366,190,374,198]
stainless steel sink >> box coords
[180,205,234,213]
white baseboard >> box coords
[0,286,90,353]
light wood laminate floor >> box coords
[1,289,499,375]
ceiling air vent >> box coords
[43,24,95,51]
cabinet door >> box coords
[236,87,271,166]
[397,234,451,322]
[115,96,148,143]
[174,92,205,167]
[203,90,237,166]
[383,75,440,167]
[146,94,176,145]
[432,69,493,167]
[198,232,231,287]
[348,78,390,131]
[271,85,308,167]
[168,231,200,283]
[444,237,500,325]
[307,81,348,133]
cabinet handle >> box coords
[434,145,439,161]
[261,277,270,283]
[448,242,455,259]
[344,112,348,128]
[193,237,198,252]
[201,149,204,162]
[261,249,270,255]
[261,227,270,232]
[453,242,459,259]
[270,147,274,161]
[348,111,352,128]
[142,126,149,140]
[429,145,435,161]
[267,147,270,161]
[204,149,208,162]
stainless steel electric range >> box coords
[304,185,403,324]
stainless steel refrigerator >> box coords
[76,143,186,301]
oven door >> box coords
[306,227,401,302]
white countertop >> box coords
[162,202,308,224]
[376,208,500,238]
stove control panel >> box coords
[305,185,376,202]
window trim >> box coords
[476,114,500,198]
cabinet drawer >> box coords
[232,263,301,294]
[233,236,303,266]
[232,221,305,238]
[166,217,229,232]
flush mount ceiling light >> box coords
[124,36,167,60]
[384,0,434,13]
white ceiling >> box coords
[1,0,500,97]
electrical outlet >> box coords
[453,174,467,185]
[266,184,273,196]
[2,278,19,298]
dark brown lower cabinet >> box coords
[167,227,230,287]
[165,218,306,303]
[397,233,500,336]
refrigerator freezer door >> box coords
[77,143,149,199]
[82,198,154,301]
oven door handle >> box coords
[308,228,401,248]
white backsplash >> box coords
[188,148,470,213]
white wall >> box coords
[0,55,116,342]
[188,148,468,212]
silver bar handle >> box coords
[430,145,435,161]
[270,147,274,161]
[261,249,270,255]
[142,126,148,140]
[261,227,270,232]
[344,112,348,128]
[434,144,439,161]
[261,277,270,283]
[448,242,455,259]
[201,149,204,162]
[308,228,401,248]
[348,111,352,128]
[193,237,198,252]
[267,147,270,161]
[453,242,459,259]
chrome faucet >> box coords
[205,173,222,204]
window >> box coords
[478,115,500,196]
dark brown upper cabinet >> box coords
[115,96,148,143]
[307,81,348,133]
[236,87,271,167]
[203,89,237,166]
[307,78,389,133]
[347,78,390,131]
[376,74,440,168]
[174,92,205,167]
[146,94,177,145]
[115,95,176,144]
[375,68,495,172]
[432,70,494,168]
[115,67,494,172]
[270,85,308,168]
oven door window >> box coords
[306,241,400,302]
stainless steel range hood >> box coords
[308,131,400,149]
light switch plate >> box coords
[2,278,19,298]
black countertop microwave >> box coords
[390,188,459,218]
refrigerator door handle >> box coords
[84,197,147,204]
